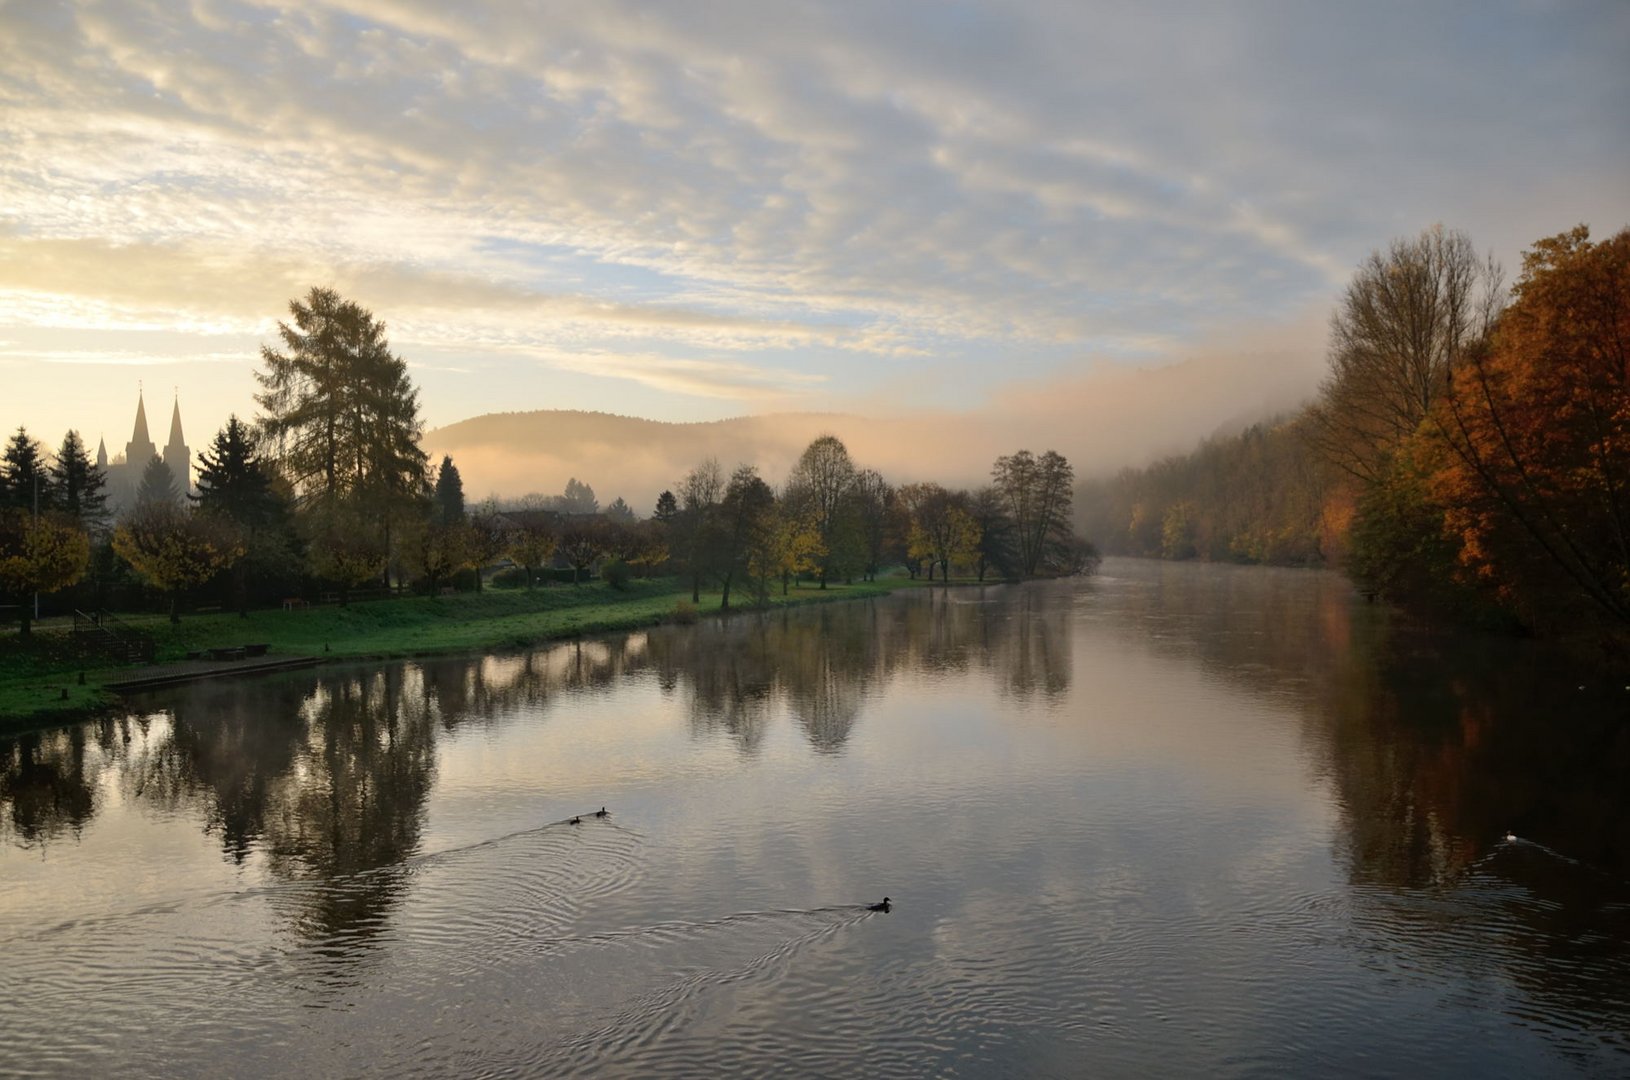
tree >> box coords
[466,504,509,592]
[50,431,108,531]
[850,468,891,582]
[714,465,776,609]
[255,287,429,510]
[404,517,468,595]
[969,486,1018,581]
[1305,225,1503,484]
[558,518,607,584]
[909,485,980,582]
[759,502,823,597]
[195,417,278,526]
[433,455,466,525]
[112,502,244,623]
[675,459,724,602]
[784,435,858,587]
[0,510,89,635]
[2,428,52,512]
[560,477,598,515]
[194,416,292,615]
[653,490,678,524]
[1428,225,1630,632]
[136,455,181,508]
[505,516,557,589]
[992,449,1076,576]
[605,496,636,524]
[302,502,387,603]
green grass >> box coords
[0,576,904,728]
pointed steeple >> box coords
[167,395,185,449]
[131,391,150,447]
[96,436,108,469]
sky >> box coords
[2,0,1626,486]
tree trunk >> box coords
[720,576,731,610]
[692,573,701,603]
[474,565,483,593]
[18,608,30,637]
[170,591,181,624]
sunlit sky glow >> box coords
[2,0,1626,476]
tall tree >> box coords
[194,416,294,615]
[2,428,52,512]
[675,459,724,603]
[1429,225,1630,631]
[255,287,429,508]
[1305,225,1503,484]
[714,465,776,609]
[433,455,466,524]
[604,496,636,524]
[50,430,108,530]
[784,435,858,587]
[992,449,1076,576]
[850,468,891,582]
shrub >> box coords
[490,567,528,589]
[672,599,698,625]
[601,557,631,591]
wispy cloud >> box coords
[1,0,1625,448]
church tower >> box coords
[163,395,190,495]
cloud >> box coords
[1,0,1625,456]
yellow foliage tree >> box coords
[0,510,90,635]
[112,502,244,623]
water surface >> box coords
[3,560,1628,1077]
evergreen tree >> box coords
[433,455,466,524]
[653,490,678,523]
[137,456,181,507]
[254,287,429,507]
[195,416,278,527]
[51,430,108,529]
[2,427,53,511]
[561,477,598,515]
[605,496,636,524]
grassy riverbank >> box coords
[0,576,912,728]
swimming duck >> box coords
[1504,831,1517,843]
[570,816,582,825]
[868,897,892,913]
[594,807,609,818]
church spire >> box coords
[96,435,108,469]
[167,394,185,449]
[131,389,150,447]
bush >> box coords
[601,557,631,591]
[672,599,698,625]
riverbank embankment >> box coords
[0,575,947,731]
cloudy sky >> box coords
[2,0,1626,475]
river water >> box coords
[3,559,1628,1077]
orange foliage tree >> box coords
[1427,225,1630,631]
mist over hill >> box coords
[426,335,1323,510]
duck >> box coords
[1504,830,1517,843]
[868,897,892,913]
[594,807,609,818]
[570,816,582,825]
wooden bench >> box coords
[207,646,246,661]
[243,643,269,658]
[281,597,309,611]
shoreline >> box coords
[0,574,1004,735]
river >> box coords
[2,559,1627,1077]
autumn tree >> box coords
[784,435,858,587]
[759,502,823,597]
[1429,225,1630,632]
[403,516,468,595]
[969,486,1019,581]
[850,468,892,582]
[112,502,244,623]
[910,486,981,582]
[302,502,387,602]
[0,509,89,635]
[466,502,509,592]
[51,431,108,530]
[506,516,557,589]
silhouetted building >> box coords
[100,389,191,514]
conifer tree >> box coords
[50,430,108,529]
[137,456,181,507]
[2,427,53,512]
